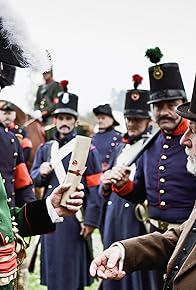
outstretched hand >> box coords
[50,182,84,217]
[89,246,126,280]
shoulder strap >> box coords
[50,139,76,184]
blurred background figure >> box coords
[92,103,122,172]
[76,118,94,137]
[33,53,63,140]
[0,100,32,164]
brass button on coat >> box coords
[159,165,165,171]
[161,155,167,160]
[160,201,166,207]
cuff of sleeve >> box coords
[110,242,125,271]
[111,180,133,196]
[46,196,64,223]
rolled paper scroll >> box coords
[60,135,91,207]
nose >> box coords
[158,104,170,116]
[180,129,192,148]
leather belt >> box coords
[150,218,180,232]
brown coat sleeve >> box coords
[121,229,180,273]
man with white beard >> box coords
[89,75,196,290]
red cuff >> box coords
[111,180,133,196]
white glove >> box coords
[30,110,43,121]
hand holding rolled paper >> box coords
[60,135,91,207]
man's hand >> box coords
[101,170,113,195]
[89,246,126,280]
[40,162,53,178]
[102,165,130,189]
[80,225,95,239]
[50,182,84,217]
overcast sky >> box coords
[2,0,196,117]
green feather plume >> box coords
[145,47,163,64]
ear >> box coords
[75,119,79,127]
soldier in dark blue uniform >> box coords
[30,92,102,290]
[0,119,35,208]
[92,103,122,245]
[0,100,32,164]
[92,103,122,172]
[99,74,155,290]
[105,48,196,289]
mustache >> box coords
[127,126,139,130]
[59,125,70,130]
[157,116,176,123]
[185,147,190,156]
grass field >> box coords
[28,230,103,290]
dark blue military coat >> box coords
[92,127,122,171]
[9,124,32,163]
[123,119,196,224]
[30,129,102,290]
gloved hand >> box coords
[30,110,43,121]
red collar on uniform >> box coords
[9,123,15,129]
[122,137,129,144]
[173,118,188,136]
[161,118,188,137]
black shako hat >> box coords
[52,92,79,119]
[145,47,187,104]
[93,104,120,126]
[176,74,196,121]
[0,100,15,111]
[124,74,151,119]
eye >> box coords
[189,127,196,135]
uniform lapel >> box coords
[167,206,196,276]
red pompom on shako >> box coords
[132,74,143,89]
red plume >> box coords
[132,74,143,89]
[60,80,69,88]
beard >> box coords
[185,147,196,177]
